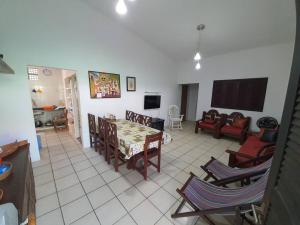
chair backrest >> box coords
[88,113,96,135]
[133,113,142,123]
[226,112,250,127]
[106,121,118,148]
[202,109,220,121]
[98,117,107,140]
[144,132,163,154]
[256,117,279,129]
[126,110,134,121]
[169,105,180,118]
[141,115,152,127]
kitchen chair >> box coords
[106,121,126,172]
[88,113,97,149]
[168,105,184,129]
[53,109,68,132]
[133,132,163,180]
[96,117,107,157]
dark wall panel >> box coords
[211,78,268,112]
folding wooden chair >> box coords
[201,157,272,186]
[171,170,270,225]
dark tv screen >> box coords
[144,95,161,109]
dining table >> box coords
[112,119,172,160]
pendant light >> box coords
[116,0,128,15]
[194,24,205,70]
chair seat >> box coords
[170,118,182,122]
[221,125,243,136]
[198,121,215,129]
[183,171,268,211]
[238,136,270,158]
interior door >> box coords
[180,85,188,121]
[264,1,300,224]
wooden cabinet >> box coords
[151,118,165,131]
[0,142,36,224]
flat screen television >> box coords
[144,95,161,109]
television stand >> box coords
[151,118,165,131]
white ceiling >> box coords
[81,0,296,61]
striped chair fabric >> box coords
[205,158,272,180]
[183,170,269,213]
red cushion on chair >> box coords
[198,121,215,129]
[236,136,270,166]
[204,119,215,124]
[221,125,243,136]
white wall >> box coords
[186,84,199,121]
[29,68,65,107]
[177,43,294,130]
[0,0,178,161]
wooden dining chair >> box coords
[88,113,97,149]
[106,121,126,172]
[133,113,142,123]
[126,110,134,121]
[133,132,163,180]
[141,115,152,127]
[96,117,107,157]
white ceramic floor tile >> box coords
[77,166,98,182]
[118,187,146,211]
[130,200,162,225]
[81,175,105,193]
[114,214,137,225]
[156,216,174,225]
[108,176,132,196]
[136,180,160,197]
[163,179,182,199]
[55,173,79,191]
[73,160,92,172]
[87,185,115,209]
[35,182,56,199]
[149,188,177,213]
[95,198,127,225]
[61,196,93,225]
[33,164,52,176]
[101,169,122,183]
[37,209,64,225]
[150,172,172,186]
[36,193,59,217]
[34,172,54,186]
[125,171,144,185]
[53,165,75,180]
[58,183,85,206]
[71,212,101,225]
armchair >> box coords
[220,112,250,144]
[195,110,225,138]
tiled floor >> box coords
[33,122,242,225]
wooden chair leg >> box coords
[144,156,148,180]
[158,152,161,172]
[114,149,119,172]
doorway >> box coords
[180,83,199,121]
[27,66,82,145]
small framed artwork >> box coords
[88,71,121,98]
[126,76,136,92]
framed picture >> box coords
[88,71,121,98]
[126,76,136,92]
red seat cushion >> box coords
[221,125,243,136]
[198,121,215,130]
[236,135,270,166]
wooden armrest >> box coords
[225,149,254,160]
